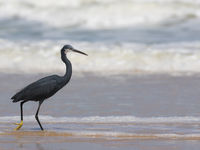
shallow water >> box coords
[1,73,200,149]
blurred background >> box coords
[0,0,200,75]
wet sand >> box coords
[1,131,200,150]
[1,72,200,150]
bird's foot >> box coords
[13,120,23,131]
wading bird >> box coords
[11,45,87,131]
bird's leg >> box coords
[14,101,26,131]
[35,100,44,131]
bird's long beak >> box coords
[72,49,88,56]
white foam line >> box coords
[71,131,200,139]
[42,130,200,140]
[1,115,200,124]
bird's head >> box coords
[61,45,88,56]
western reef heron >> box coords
[11,45,88,131]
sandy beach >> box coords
[1,73,200,150]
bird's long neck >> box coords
[61,51,72,86]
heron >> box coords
[11,45,87,131]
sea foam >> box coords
[0,0,200,75]
[1,115,200,124]
[0,0,200,29]
[1,40,200,75]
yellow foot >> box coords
[13,121,23,131]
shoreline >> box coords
[1,72,200,150]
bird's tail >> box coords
[11,93,21,103]
[11,97,19,103]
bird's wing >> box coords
[12,76,59,101]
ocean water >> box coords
[1,0,200,149]
[0,0,200,74]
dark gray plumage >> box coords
[11,45,87,131]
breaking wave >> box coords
[0,0,200,29]
[1,40,200,75]
[0,0,200,75]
